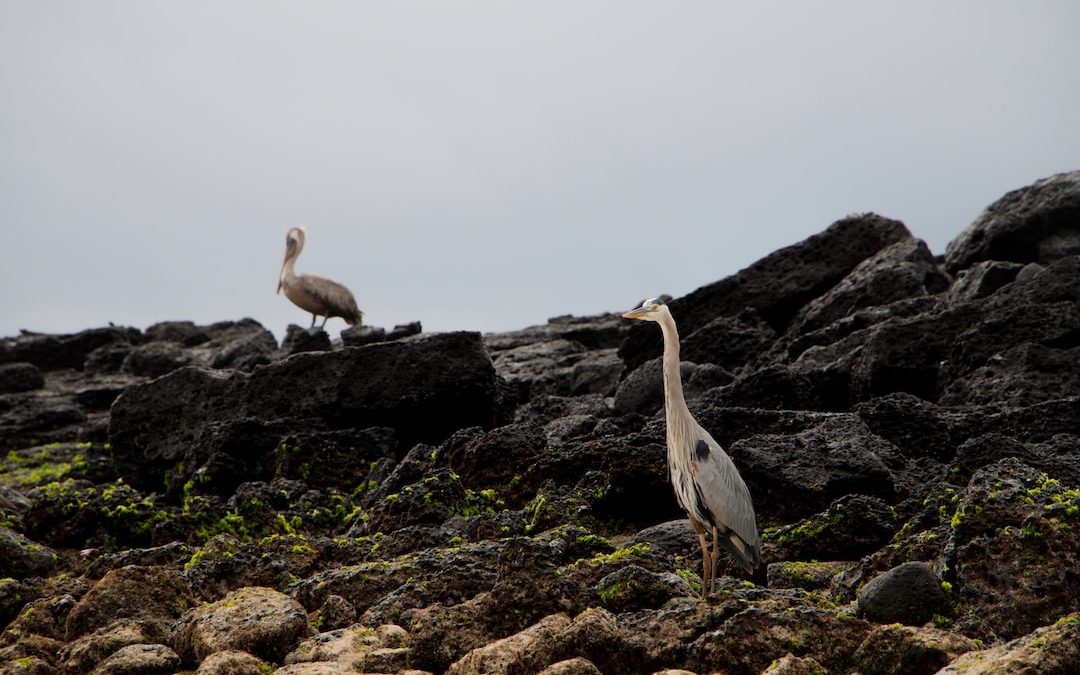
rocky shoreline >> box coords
[2,171,1080,674]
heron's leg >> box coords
[691,519,711,596]
[309,314,317,328]
[710,525,720,591]
[319,315,329,329]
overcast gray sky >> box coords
[3,2,1079,340]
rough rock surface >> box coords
[2,172,1080,674]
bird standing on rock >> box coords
[276,227,363,329]
[623,297,760,594]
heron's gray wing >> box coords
[689,429,760,569]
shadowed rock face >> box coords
[108,331,500,493]
[2,172,1080,674]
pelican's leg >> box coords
[710,525,720,591]
[319,315,329,329]
[691,519,711,596]
[310,314,317,328]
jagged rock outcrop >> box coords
[2,172,1080,674]
[108,331,500,493]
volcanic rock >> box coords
[946,169,1080,273]
[857,561,951,626]
[0,362,45,393]
[108,331,499,492]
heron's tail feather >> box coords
[717,530,759,574]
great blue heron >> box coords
[624,297,760,593]
[276,227,363,329]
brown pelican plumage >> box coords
[276,227,363,329]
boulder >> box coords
[285,624,411,672]
[193,650,271,675]
[0,362,45,393]
[852,624,977,675]
[790,237,949,337]
[949,458,1080,642]
[60,619,167,674]
[108,332,499,492]
[173,586,308,663]
[732,414,899,523]
[0,527,57,579]
[65,566,193,641]
[857,561,952,626]
[938,612,1080,674]
[281,325,332,354]
[88,642,180,675]
[945,170,1080,274]
[120,342,193,378]
[619,213,912,370]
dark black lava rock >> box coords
[0,326,143,372]
[121,341,194,378]
[945,170,1080,274]
[0,363,45,393]
[341,325,388,346]
[619,213,912,370]
[108,332,500,492]
[280,325,332,354]
[858,561,952,625]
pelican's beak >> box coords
[276,279,283,294]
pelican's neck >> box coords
[280,246,300,283]
[657,310,688,431]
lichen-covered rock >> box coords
[938,613,1080,674]
[537,657,603,675]
[593,565,694,613]
[0,634,65,673]
[65,566,193,641]
[173,586,308,663]
[0,527,57,579]
[60,619,165,675]
[446,613,572,675]
[764,494,897,563]
[853,623,977,675]
[284,624,410,672]
[89,643,180,675]
[193,649,271,675]
[2,594,79,645]
[0,654,58,674]
[762,653,829,675]
[948,458,1080,642]
[767,560,850,593]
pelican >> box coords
[276,227,363,329]
[624,297,760,593]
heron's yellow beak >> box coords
[623,309,647,319]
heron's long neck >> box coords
[658,312,688,431]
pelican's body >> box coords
[624,298,760,593]
[277,227,362,328]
